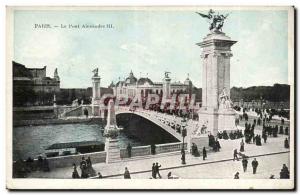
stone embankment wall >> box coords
[13,117,102,127]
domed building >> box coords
[125,70,137,85]
[112,71,193,100]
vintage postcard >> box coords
[6,6,295,190]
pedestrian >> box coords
[284,138,289,149]
[37,155,43,171]
[25,157,34,172]
[81,163,88,178]
[127,143,132,158]
[86,156,92,168]
[234,172,239,179]
[152,163,156,179]
[124,167,131,179]
[80,157,87,170]
[262,133,267,143]
[191,143,199,156]
[279,126,284,134]
[256,135,262,146]
[233,149,239,161]
[72,163,80,179]
[242,157,248,172]
[42,158,50,172]
[202,147,207,160]
[240,139,245,152]
[216,139,221,152]
[280,164,290,179]
[151,144,156,155]
[84,108,88,118]
[97,172,103,178]
[181,149,186,164]
[281,118,284,125]
[285,127,289,135]
[252,135,256,144]
[167,172,172,179]
[155,162,162,178]
[251,158,259,174]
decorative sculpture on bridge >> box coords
[196,9,229,32]
[72,99,79,107]
[164,71,171,78]
[92,68,99,77]
[218,88,233,110]
[192,120,208,136]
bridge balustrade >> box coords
[120,145,151,158]
[155,142,187,154]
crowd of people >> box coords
[72,156,96,178]
[263,124,289,137]
[190,144,207,160]
[217,130,244,140]
[208,134,221,152]
[13,156,50,178]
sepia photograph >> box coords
[6,6,295,190]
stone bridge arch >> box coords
[115,110,183,141]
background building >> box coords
[112,71,194,100]
[13,61,114,107]
[13,61,60,106]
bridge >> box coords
[59,105,203,144]
[115,107,200,141]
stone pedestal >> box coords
[198,108,219,136]
[198,107,238,135]
[218,108,238,133]
[105,138,121,163]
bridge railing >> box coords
[155,142,187,154]
[120,145,151,158]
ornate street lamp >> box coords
[181,118,187,164]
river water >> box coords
[13,123,142,161]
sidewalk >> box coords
[28,133,290,179]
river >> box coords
[13,123,142,161]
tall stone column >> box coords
[92,72,101,116]
[162,72,171,99]
[196,31,237,136]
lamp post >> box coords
[181,118,187,165]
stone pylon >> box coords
[197,31,237,136]
[104,99,121,163]
[162,72,171,99]
[91,69,101,116]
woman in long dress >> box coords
[124,167,131,179]
[240,139,245,152]
[72,163,80,178]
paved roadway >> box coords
[28,132,290,179]
[110,152,289,179]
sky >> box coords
[13,8,289,88]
